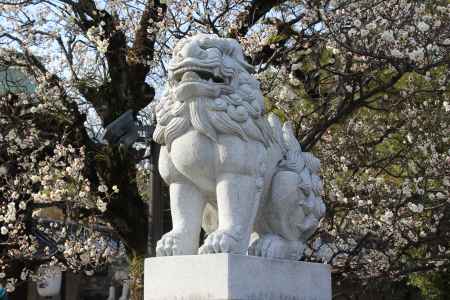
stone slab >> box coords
[144,254,331,300]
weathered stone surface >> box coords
[153,34,326,261]
[144,254,331,300]
[36,266,62,297]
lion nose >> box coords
[179,41,207,59]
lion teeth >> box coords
[182,71,201,81]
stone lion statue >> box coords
[153,34,325,260]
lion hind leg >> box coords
[248,234,306,260]
[249,122,325,260]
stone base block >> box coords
[144,254,331,300]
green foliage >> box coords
[267,34,288,45]
[409,270,450,300]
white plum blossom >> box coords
[18,201,26,210]
[366,22,377,31]
[96,198,107,212]
[408,48,425,62]
[5,202,16,222]
[407,202,424,213]
[1,226,9,235]
[417,22,430,32]
[360,29,369,38]
[98,184,108,193]
[391,49,403,58]
[112,185,119,193]
[381,30,395,42]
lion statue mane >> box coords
[153,34,325,260]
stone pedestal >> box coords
[144,254,331,300]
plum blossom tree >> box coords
[0,0,449,298]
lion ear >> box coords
[223,38,255,73]
[200,35,254,73]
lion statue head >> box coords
[153,34,274,150]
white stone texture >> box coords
[107,286,116,300]
[153,33,325,260]
[118,281,129,300]
[144,254,331,300]
[36,266,62,297]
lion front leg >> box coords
[156,147,207,256]
[156,182,207,256]
[198,173,260,255]
[199,136,265,255]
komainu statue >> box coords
[153,34,325,260]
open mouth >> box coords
[172,67,226,84]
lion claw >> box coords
[198,230,243,254]
[156,231,184,256]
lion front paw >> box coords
[156,231,191,256]
[198,230,244,255]
[248,234,305,260]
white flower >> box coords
[406,133,413,143]
[366,22,377,31]
[98,184,108,193]
[381,210,394,223]
[112,185,119,193]
[96,39,109,54]
[381,30,395,42]
[391,49,403,58]
[435,260,445,267]
[408,48,425,62]
[0,272,5,278]
[6,202,16,222]
[291,63,302,71]
[417,22,430,32]
[1,226,9,235]
[96,199,107,212]
[51,193,62,202]
[443,178,450,187]
[435,192,446,199]
[19,201,26,210]
[353,19,362,28]
[360,29,369,38]
[407,202,424,213]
